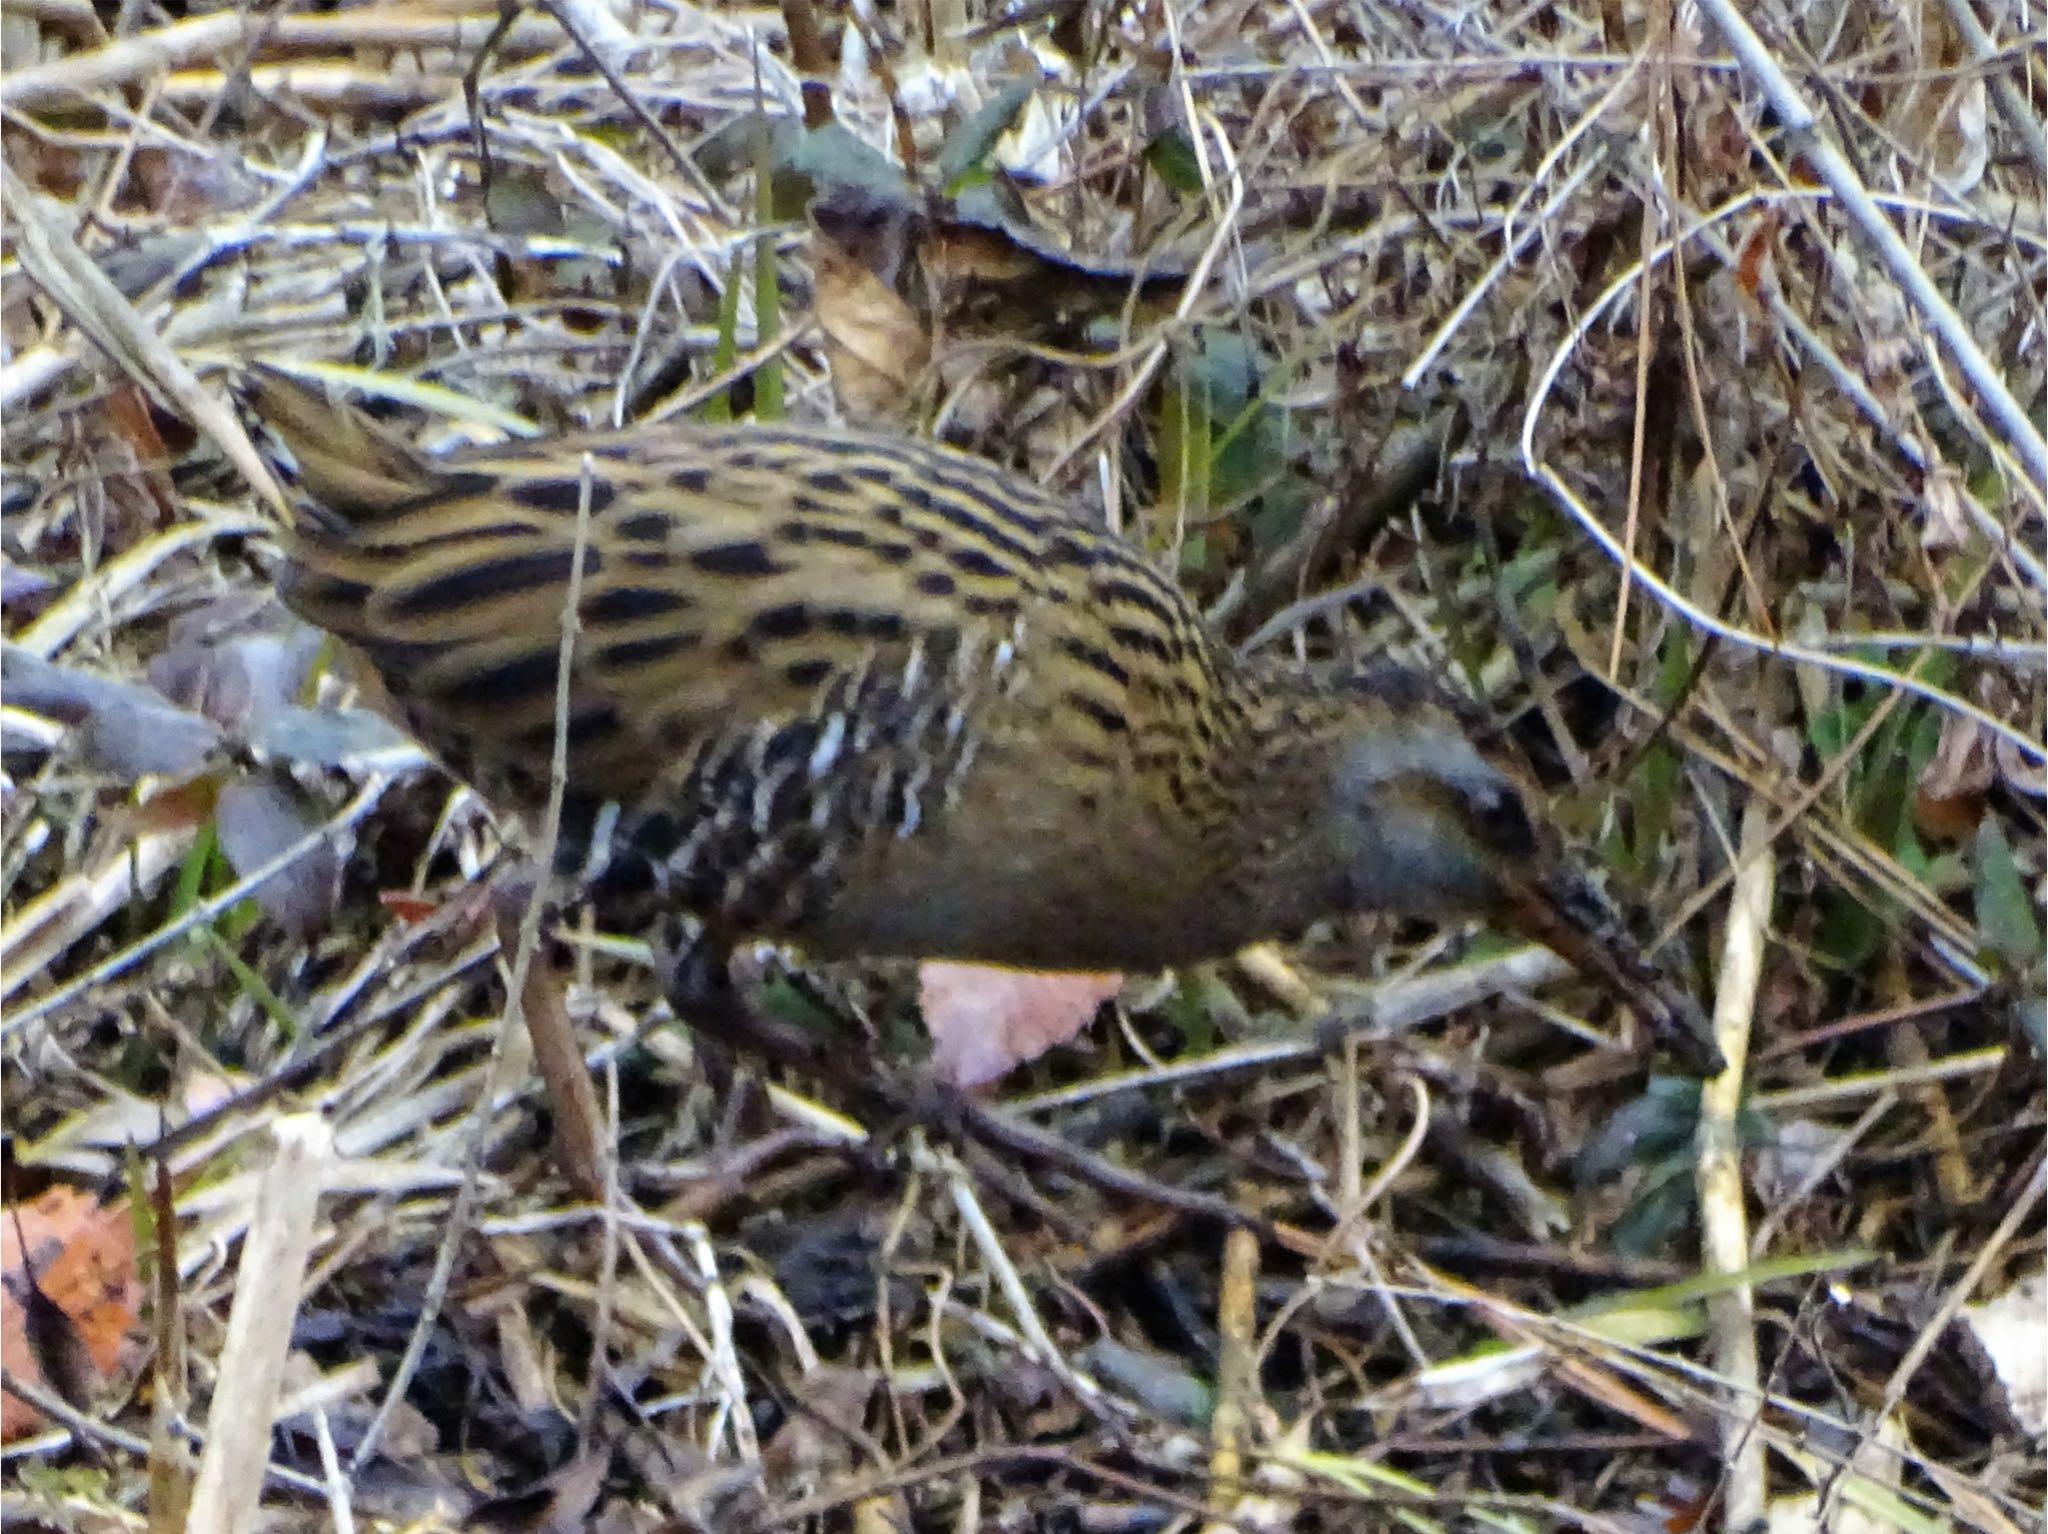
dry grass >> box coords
[2,0,2044,1529]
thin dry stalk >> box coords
[1696,803,1773,1532]
[186,1115,334,1534]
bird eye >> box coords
[1466,784,1535,853]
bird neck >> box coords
[1151,659,1357,944]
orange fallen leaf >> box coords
[2,1185,144,1440]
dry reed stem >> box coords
[1697,802,1772,1531]
[185,1114,333,1534]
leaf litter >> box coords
[1,0,2042,1527]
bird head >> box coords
[1312,666,1725,1074]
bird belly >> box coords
[787,808,1255,973]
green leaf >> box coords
[1246,476,1312,551]
[700,115,909,223]
[751,111,784,421]
[2012,991,2046,1051]
[164,820,217,925]
[195,926,299,1039]
[1145,128,1205,194]
[1576,1076,1701,1185]
[1607,1166,1697,1256]
[1155,982,1217,1054]
[693,111,802,183]
[1080,1337,1214,1425]
[125,1141,156,1287]
[936,79,1036,191]
[701,242,746,424]
[1974,817,2043,967]
[1573,1244,1876,1315]
[1816,889,1886,970]
[758,971,839,1038]
[1159,331,1267,526]
[1806,701,1856,761]
[1155,364,1211,522]
[784,123,914,213]
[1181,330,1259,414]
[1896,831,1934,884]
[483,163,567,236]
[1627,627,1693,876]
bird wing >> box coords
[245,369,1092,805]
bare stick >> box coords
[1696,804,1772,1532]
[187,1115,334,1534]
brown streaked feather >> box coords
[237,369,453,525]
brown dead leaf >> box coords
[1930,78,1989,194]
[762,1363,875,1490]
[1734,210,1779,306]
[13,1235,97,1413]
[1916,716,1993,842]
[467,1448,609,1534]
[490,885,606,1203]
[379,890,442,924]
[2,1186,143,1441]
[1920,461,1975,553]
[812,228,930,427]
[97,383,179,523]
[919,962,1120,1088]
[133,775,223,836]
[126,145,262,224]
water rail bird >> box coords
[238,365,1724,1079]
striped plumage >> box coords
[241,366,1722,1071]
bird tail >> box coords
[234,365,447,531]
